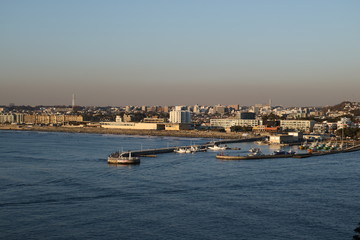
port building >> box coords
[269,132,302,144]
[100,122,165,130]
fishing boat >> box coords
[273,150,287,155]
[107,152,140,164]
[298,140,308,150]
[247,148,263,156]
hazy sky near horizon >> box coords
[1,0,359,107]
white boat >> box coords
[174,148,193,153]
[248,148,263,156]
[174,148,186,153]
[190,145,199,152]
[249,147,260,153]
[208,145,227,151]
[108,152,140,164]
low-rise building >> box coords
[210,119,261,128]
[165,123,191,131]
[0,114,15,124]
[252,125,280,133]
[280,120,315,132]
[100,122,165,130]
[23,114,83,125]
[269,134,299,144]
[0,113,24,124]
[143,117,167,123]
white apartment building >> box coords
[0,113,24,124]
[0,114,15,124]
[280,120,315,132]
[337,117,352,128]
[210,119,261,128]
[169,106,191,124]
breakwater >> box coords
[109,137,264,158]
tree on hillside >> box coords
[230,126,252,132]
[335,128,360,140]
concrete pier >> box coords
[109,137,264,158]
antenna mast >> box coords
[72,94,76,108]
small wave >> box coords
[0,193,123,208]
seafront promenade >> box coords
[0,125,255,139]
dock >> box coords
[216,144,360,161]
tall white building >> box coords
[193,104,200,113]
[169,106,191,124]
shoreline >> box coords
[0,125,256,139]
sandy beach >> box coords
[0,125,256,139]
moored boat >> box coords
[174,148,193,153]
[208,145,228,151]
[107,152,140,164]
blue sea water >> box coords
[0,130,359,240]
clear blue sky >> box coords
[1,0,359,106]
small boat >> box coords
[248,148,263,156]
[174,148,192,153]
[249,147,260,153]
[298,141,308,150]
[273,150,296,155]
[108,152,140,164]
[208,145,227,151]
[274,150,287,155]
[190,145,201,152]
[174,148,187,153]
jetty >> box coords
[216,144,360,161]
[108,137,263,159]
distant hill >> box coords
[323,101,360,115]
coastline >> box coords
[0,125,255,139]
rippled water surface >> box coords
[0,130,359,240]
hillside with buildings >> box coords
[1,101,359,140]
[323,101,360,117]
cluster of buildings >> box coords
[101,106,192,131]
[1,101,359,137]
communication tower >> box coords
[72,94,76,108]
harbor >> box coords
[107,137,264,164]
[107,136,360,164]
